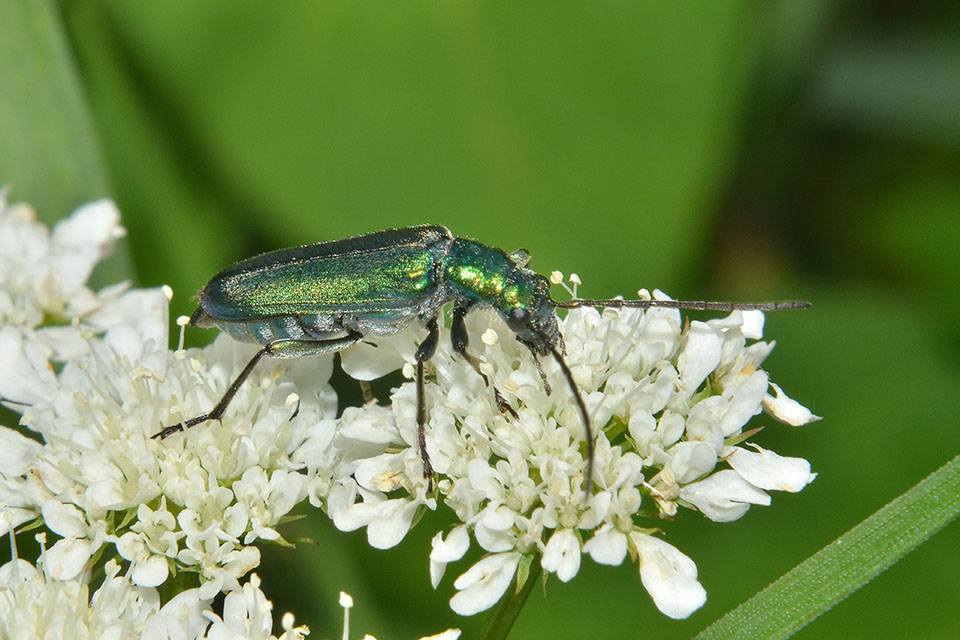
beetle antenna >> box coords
[556,298,811,312]
[544,340,595,499]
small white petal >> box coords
[728,446,816,492]
[763,382,822,426]
[678,322,722,392]
[340,340,407,380]
[680,469,770,522]
[541,529,581,582]
[665,441,717,484]
[432,525,470,563]
[41,500,88,538]
[44,537,92,580]
[430,526,470,588]
[418,630,462,640]
[366,499,418,549]
[131,553,169,587]
[740,310,765,340]
[88,479,127,510]
[583,525,627,566]
[355,453,406,493]
[152,588,212,639]
[91,288,170,349]
[0,426,42,476]
[115,531,146,560]
[0,507,36,537]
[633,534,706,619]
[450,553,521,616]
[720,369,769,436]
[49,199,124,296]
[0,328,57,406]
[473,504,517,553]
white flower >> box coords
[449,552,522,616]
[177,536,262,599]
[329,477,433,550]
[582,523,628,566]
[231,467,305,544]
[144,588,213,640]
[631,532,706,619]
[204,573,308,640]
[430,525,470,588]
[40,500,107,581]
[0,554,162,640]
[116,501,182,588]
[763,382,822,426]
[117,530,171,587]
[727,444,817,492]
[0,193,124,329]
[541,528,581,582]
[679,469,771,522]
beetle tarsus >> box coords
[494,388,519,419]
[152,413,213,439]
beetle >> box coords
[153,225,809,491]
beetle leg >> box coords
[451,305,519,419]
[516,337,552,396]
[154,331,363,439]
[415,317,440,490]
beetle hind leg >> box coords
[153,332,363,439]
[415,317,441,491]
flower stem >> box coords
[477,557,542,640]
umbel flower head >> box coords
[0,195,818,635]
[327,279,819,618]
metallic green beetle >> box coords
[154,225,809,491]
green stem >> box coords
[158,566,199,604]
[477,556,543,640]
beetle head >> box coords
[500,270,559,354]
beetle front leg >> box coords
[517,336,552,395]
[451,305,518,418]
[154,332,363,439]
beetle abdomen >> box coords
[198,225,452,319]
[190,226,455,345]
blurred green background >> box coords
[3,1,959,638]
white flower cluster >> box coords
[1,536,306,640]
[0,195,328,638]
[0,195,818,634]
[324,286,819,619]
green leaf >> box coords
[0,0,110,216]
[695,454,960,640]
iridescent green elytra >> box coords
[154,225,810,493]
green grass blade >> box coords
[0,0,110,215]
[696,453,960,639]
